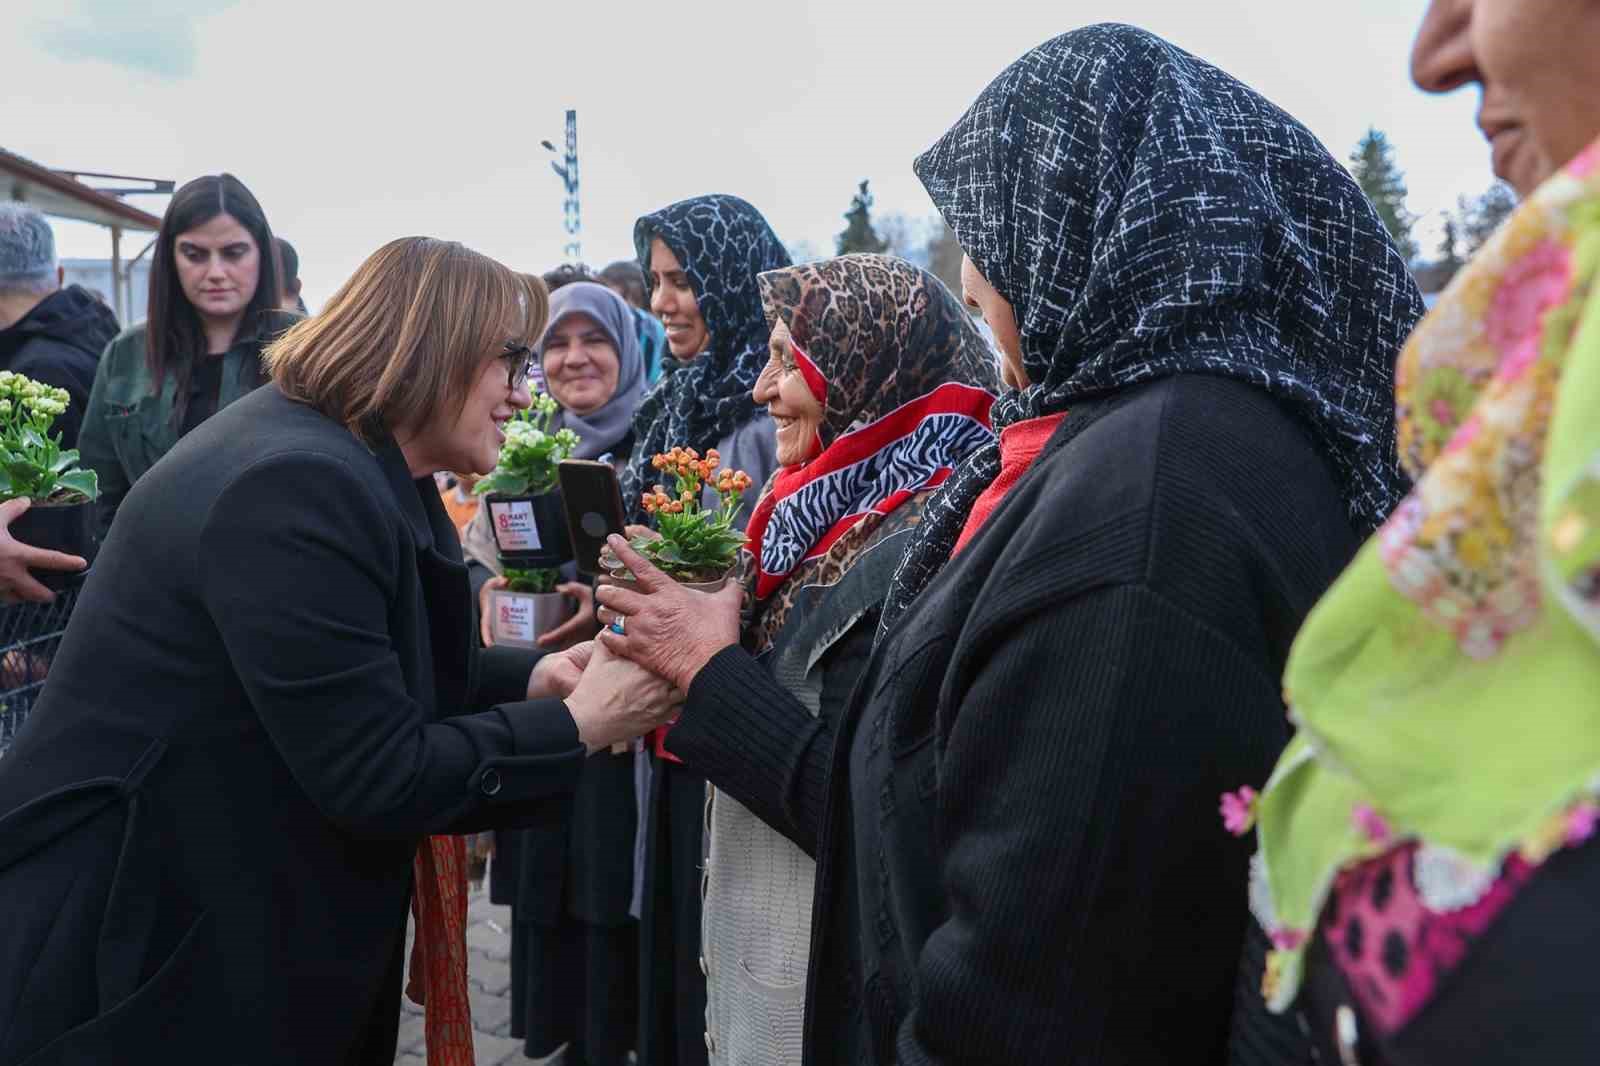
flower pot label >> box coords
[489,499,543,552]
[494,592,539,645]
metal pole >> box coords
[562,110,581,262]
[110,225,123,323]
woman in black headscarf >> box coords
[628,194,789,1066]
[590,24,1424,1065]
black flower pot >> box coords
[10,495,94,591]
[483,491,573,569]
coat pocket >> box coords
[17,909,220,1066]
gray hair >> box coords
[0,202,58,294]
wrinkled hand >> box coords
[527,640,596,701]
[594,534,742,692]
[479,576,508,647]
[0,498,86,604]
[564,637,682,754]
[536,582,599,648]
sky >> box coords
[4,0,1494,309]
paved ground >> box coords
[393,889,551,1066]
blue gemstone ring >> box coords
[609,616,626,636]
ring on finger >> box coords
[609,615,626,636]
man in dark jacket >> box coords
[0,203,118,448]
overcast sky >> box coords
[6,0,1492,308]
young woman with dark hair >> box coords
[78,173,299,537]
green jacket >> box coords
[79,310,299,540]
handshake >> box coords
[520,534,743,756]
[524,638,684,755]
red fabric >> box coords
[653,720,683,764]
[791,338,829,407]
[791,338,829,461]
[407,835,476,1065]
[950,412,1069,557]
[743,381,996,599]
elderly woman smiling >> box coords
[1234,2,1600,1064]
[0,238,678,1064]
[590,24,1423,1065]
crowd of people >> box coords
[0,3,1597,1064]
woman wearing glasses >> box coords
[0,239,681,1064]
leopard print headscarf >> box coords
[744,254,997,649]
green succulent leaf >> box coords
[54,469,99,500]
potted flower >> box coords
[475,391,581,647]
[0,371,98,590]
[612,447,752,592]
[474,391,580,568]
[484,566,577,650]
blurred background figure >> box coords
[274,236,308,315]
[78,173,298,539]
[602,258,668,385]
[0,203,117,449]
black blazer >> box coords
[0,385,587,1065]
[675,377,1361,1065]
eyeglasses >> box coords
[501,340,534,391]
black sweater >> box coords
[669,376,1359,1065]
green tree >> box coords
[1436,217,1462,272]
[1458,182,1518,256]
[836,179,889,255]
[1349,128,1418,263]
[924,216,965,302]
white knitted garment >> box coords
[700,784,813,1065]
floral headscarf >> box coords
[1239,135,1600,1014]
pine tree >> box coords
[1458,182,1517,256]
[1349,128,1418,263]
[925,217,965,302]
[1437,217,1462,273]
[836,180,889,256]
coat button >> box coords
[1335,1005,1361,1066]
[699,954,708,976]
[480,769,502,796]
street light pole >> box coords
[540,110,581,262]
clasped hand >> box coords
[592,534,742,691]
[527,638,684,755]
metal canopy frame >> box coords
[1,147,166,323]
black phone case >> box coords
[558,460,626,577]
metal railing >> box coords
[0,588,78,757]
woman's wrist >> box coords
[563,693,605,756]
[677,637,737,692]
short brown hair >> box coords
[265,237,549,441]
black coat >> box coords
[0,286,117,449]
[0,385,587,1065]
[672,377,1360,1065]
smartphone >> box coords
[558,459,627,577]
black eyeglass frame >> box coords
[502,341,534,390]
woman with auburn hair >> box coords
[79,172,298,540]
[0,237,680,1065]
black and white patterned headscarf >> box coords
[879,22,1424,633]
[625,194,791,517]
